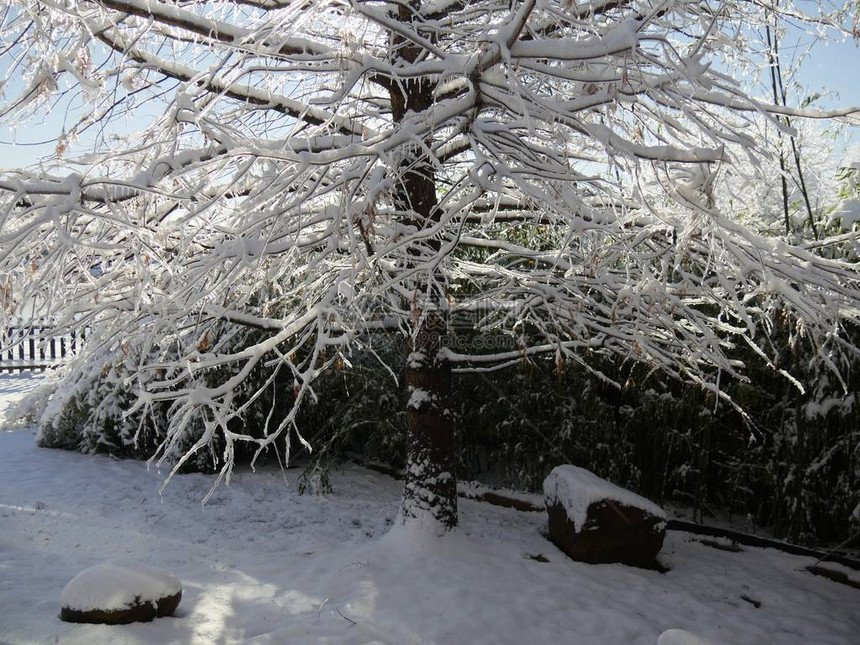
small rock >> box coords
[544,465,666,567]
[60,562,181,624]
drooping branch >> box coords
[93,28,364,135]
[95,0,331,58]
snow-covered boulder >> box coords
[60,562,182,624]
[543,465,666,567]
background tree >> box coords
[1,0,859,535]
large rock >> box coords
[60,562,181,624]
[543,465,666,567]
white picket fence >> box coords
[0,325,87,372]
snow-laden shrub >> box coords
[295,334,407,473]
[447,326,860,547]
[34,341,194,465]
[32,324,297,474]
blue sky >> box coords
[775,27,860,163]
[782,30,860,109]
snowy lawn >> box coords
[0,373,856,645]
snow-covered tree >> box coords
[1,0,859,534]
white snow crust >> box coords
[658,629,725,645]
[833,198,860,226]
[458,481,544,509]
[544,464,667,531]
[60,562,181,612]
[407,387,434,409]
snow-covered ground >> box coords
[0,373,856,644]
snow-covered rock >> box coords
[543,465,666,567]
[60,562,181,624]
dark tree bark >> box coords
[389,3,458,532]
[403,308,458,530]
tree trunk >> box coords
[394,127,459,532]
[402,310,458,531]
[388,6,458,532]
